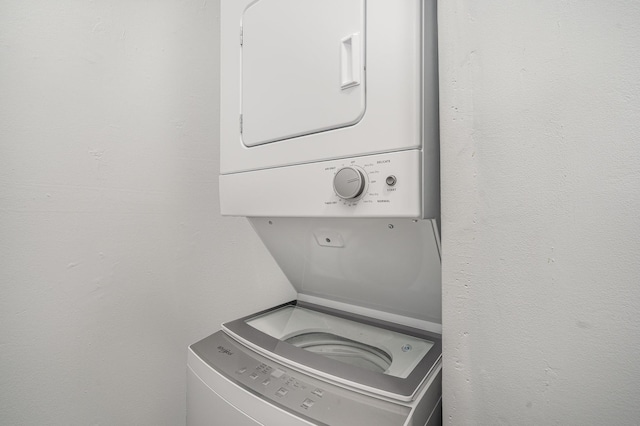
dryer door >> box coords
[220,0,428,174]
[241,0,366,147]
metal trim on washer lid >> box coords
[221,300,442,402]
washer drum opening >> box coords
[285,332,392,373]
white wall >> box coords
[440,1,640,424]
[0,1,294,425]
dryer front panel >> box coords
[221,0,427,174]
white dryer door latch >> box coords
[340,33,361,90]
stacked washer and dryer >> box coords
[187,0,441,424]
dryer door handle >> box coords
[340,32,361,90]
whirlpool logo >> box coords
[217,345,234,356]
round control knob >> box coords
[333,167,366,199]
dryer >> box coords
[188,0,440,424]
[219,0,439,219]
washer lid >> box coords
[248,217,441,330]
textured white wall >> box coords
[440,1,640,424]
[0,1,294,425]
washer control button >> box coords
[271,369,285,379]
[385,175,397,186]
[276,387,288,397]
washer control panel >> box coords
[190,331,410,425]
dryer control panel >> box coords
[220,150,431,218]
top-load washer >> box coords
[188,298,442,426]
[188,0,441,424]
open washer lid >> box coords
[248,217,441,332]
